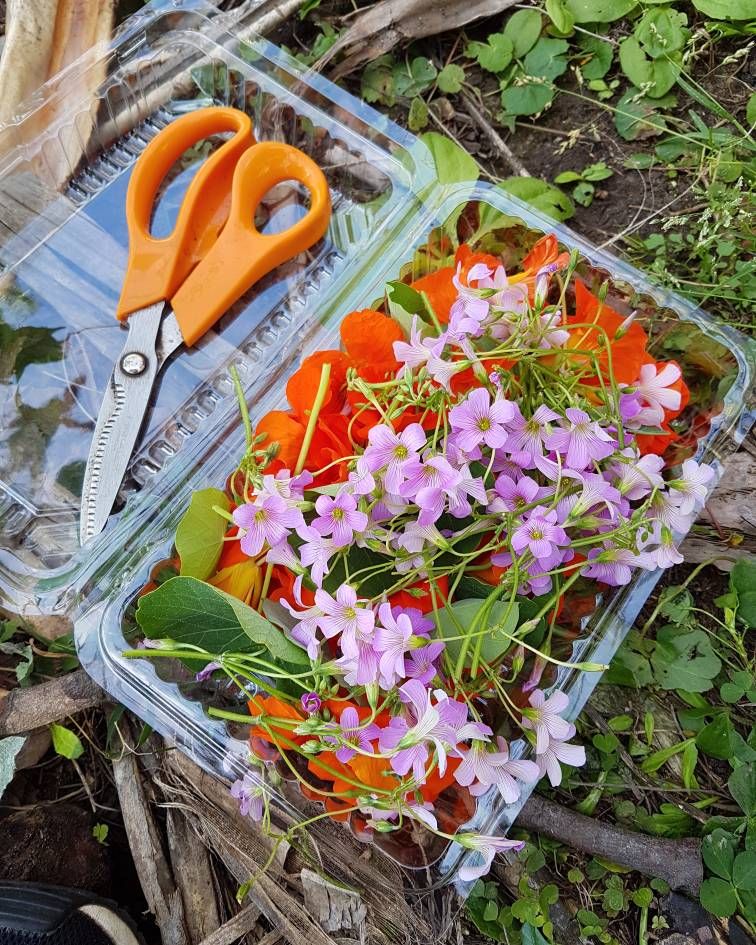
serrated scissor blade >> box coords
[79,302,171,545]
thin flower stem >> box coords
[295,362,332,475]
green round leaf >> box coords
[564,0,636,23]
[503,9,543,56]
[579,35,614,79]
[733,851,756,890]
[501,81,555,116]
[651,625,722,691]
[702,829,736,880]
[497,176,575,221]
[436,598,520,665]
[691,0,754,19]
[419,132,480,184]
[635,7,688,58]
[619,37,682,98]
[524,38,570,81]
[437,63,466,94]
[545,0,576,33]
[699,877,737,917]
[467,34,514,73]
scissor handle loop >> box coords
[116,106,254,320]
[170,141,331,346]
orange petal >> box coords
[455,244,501,277]
[286,350,351,419]
[410,268,456,324]
[567,281,648,385]
[255,410,305,472]
[340,309,403,372]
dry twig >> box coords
[516,794,704,896]
[0,668,107,737]
[461,91,531,178]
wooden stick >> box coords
[0,668,107,737]
[112,724,190,945]
[166,807,222,943]
[460,90,531,178]
[195,903,262,945]
[516,794,704,895]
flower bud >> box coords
[300,740,322,755]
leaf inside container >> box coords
[176,488,231,580]
[136,575,310,666]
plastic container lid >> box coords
[1,0,753,900]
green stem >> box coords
[295,362,332,475]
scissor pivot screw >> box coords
[121,352,148,376]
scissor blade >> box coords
[79,303,168,545]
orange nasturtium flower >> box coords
[286,349,351,419]
[340,309,403,375]
[566,280,649,385]
[209,558,263,607]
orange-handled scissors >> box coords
[80,106,331,544]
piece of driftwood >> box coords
[0,0,115,186]
[166,806,222,943]
[516,794,703,896]
[196,903,262,945]
[323,0,518,77]
[112,725,190,945]
[0,668,107,737]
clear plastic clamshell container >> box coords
[1,0,754,903]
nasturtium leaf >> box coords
[419,132,480,184]
[437,63,466,94]
[700,877,738,917]
[498,176,575,221]
[619,38,682,98]
[467,34,514,73]
[176,488,230,581]
[729,763,756,817]
[504,9,543,57]
[564,0,636,22]
[635,7,688,58]
[733,851,756,890]
[651,625,722,691]
[437,598,519,666]
[583,161,614,181]
[0,736,25,801]
[579,35,614,79]
[691,0,754,19]
[523,38,570,81]
[501,81,554,116]
[545,0,575,34]
[136,575,310,665]
[50,723,84,760]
